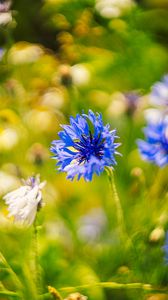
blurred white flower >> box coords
[71,64,90,86]
[0,128,19,151]
[8,43,43,64]
[41,88,65,109]
[0,11,12,25]
[95,0,135,19]
[3,175,46,226]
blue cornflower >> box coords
[50,110,121,181]
[163,231,168,265]
[151,75,168,106]
[137,117,168,167]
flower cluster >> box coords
[3,175,45,226]
[137,117,168,167]
[51,110,120,181]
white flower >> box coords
[0,128,19,151]
[0,12,12,25]
[95,0,135,19]
[3,175,46,226]
[8,43,43,65]
[71,64,90,86]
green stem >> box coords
[58,282,157,293]
[106,167,126,238]
[40,281,168,299]
[33,220,42,296]
[0,290,20,298]
[106,168,144,273]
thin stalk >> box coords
[39,281,168,299]
[33,219,42,296]
[106,167,126,238]
[0,290,20,298]
[106,168,146,280]
[58,282,160,293]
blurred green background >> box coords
[0,0,168,299]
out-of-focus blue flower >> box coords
[0,48,5,60]
[163,231,168,265]
[77,208,107,243]
[137,117,168,167]
[51,110,121,181]
[151,75,168,106]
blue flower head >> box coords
[163,231,168,265]
[137,117,168,167]
[51,110,121,181]
[151,75,168,106]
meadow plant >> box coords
[51,110,128,239]
[1,108,168,299]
